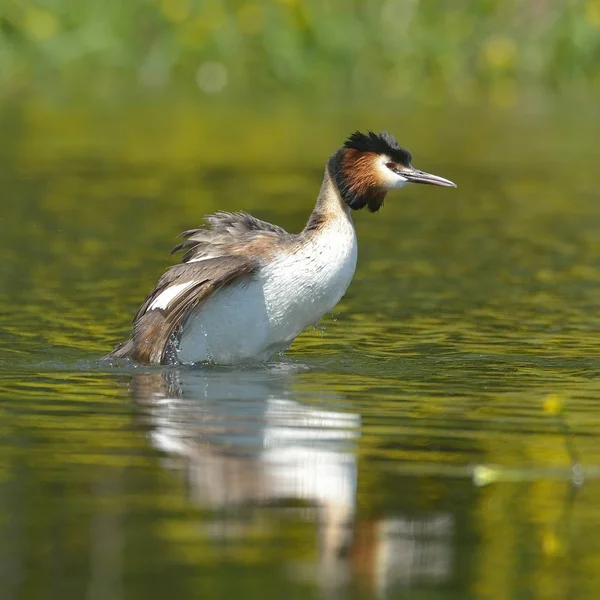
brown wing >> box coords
[106,256,257,364]
[171,211,291,263]
[106,211,293,365]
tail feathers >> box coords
[104,339,135,361]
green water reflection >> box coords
[1,96,600,599]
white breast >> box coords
[177,214,358,364]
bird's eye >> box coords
[385,162,397,172]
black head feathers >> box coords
[344,130,412,166]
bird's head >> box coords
[328,130,456,212]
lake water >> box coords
[2,96,600,599]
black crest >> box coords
[344,130,412,166]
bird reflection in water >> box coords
[130,366,454,596]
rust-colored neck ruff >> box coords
[328,148,387,212]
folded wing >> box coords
[106,211,291,364]
[107,256,257,363]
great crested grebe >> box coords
[106,131,456,365]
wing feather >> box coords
[106,210,293,364]
[171,211,290,263]
[107,256,256,363]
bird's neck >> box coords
[304,169,353,233]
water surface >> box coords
[1,98,600,599]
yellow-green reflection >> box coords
[1,95,600,599]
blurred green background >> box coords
[2,0,600,103]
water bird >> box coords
[106,131,456,365]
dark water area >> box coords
[2,96,600,599]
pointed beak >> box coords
[402,167,457,188]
